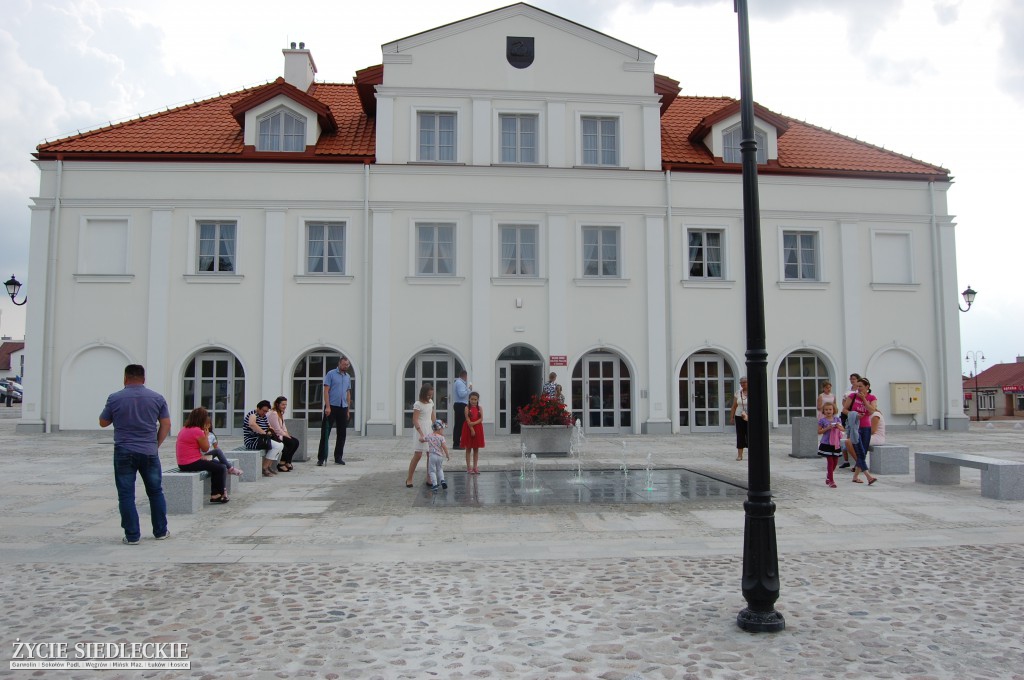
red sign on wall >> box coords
[1003,385,1024,393]
[549,355,567,367]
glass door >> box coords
[689,354,724,433]
[404,353,461,429]
[182,352,244,434]
[584,356,618,432]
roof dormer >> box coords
[229,77,337,153]
[689,101,790,164]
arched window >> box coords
[257,109,306,152]
[776,352,829,425]
[292,349,356,430]
[723,123,767,164]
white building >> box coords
[20,3,968,436]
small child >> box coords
[205,418,244,477]
[817,402,844,488]
[425,419,450,491]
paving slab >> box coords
[1,407,1023,678]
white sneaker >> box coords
[155,531,171,541]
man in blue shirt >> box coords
[452,370,470,449]
[318,355,352,466]
[99,364,172,545]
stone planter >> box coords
[520,425,572,457]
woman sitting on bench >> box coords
[175,407,230,503]
[243,400,285,477]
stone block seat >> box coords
[915,451,1024,500]
[228,447,264,482]
[868,443,910,475]
[163,458,238,514]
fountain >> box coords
[568,419,585,485]
[520,442,528,480]
[619,440,629,476]
[643,452,655,491]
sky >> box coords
[1,0,1022,376]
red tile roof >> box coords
[0,341,24,372]
[661,96,948,180]
[36,82,375,162]
[36,77,947,179]
[962,362,1024,390]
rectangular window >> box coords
[416,223,455,275]
[306,222,346,274]
[500,114,538,164]
[197,221,236,273]
[687,230,723,279]
[418,112,456,162]
[581,116,618,166]
[582,227,620,277]
[500,225,538,276]
[782,231,818,281]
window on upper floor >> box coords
[582,226,620,277]
[782,230,818,281]
[500,225,538,277]
[581,116,619,166]
[416,223,455,275]
[418,112,456,162]
[687,229,724,279]
[197,221,236,273]
[499,114,538,164]
[257,108,306,152]
[723,123,767,164]
[306,222,346,274]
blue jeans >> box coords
[855,426,872,471]
[113,447,168,541]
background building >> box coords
[19,3,968,436]
[963,357,1024,421]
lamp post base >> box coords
[736,607,786,633]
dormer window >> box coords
[723,123,766,164]
[257,108,306,152]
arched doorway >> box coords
[292,348,357,431]
[678,352,736,433]
[571,351,632,433]
[182,351,245,434]
[403,350,464,430]
[495,344,544,434]
[776,351,829,425]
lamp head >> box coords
[961,285,977,308]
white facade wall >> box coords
[19,5,967,435]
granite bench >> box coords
[868,444,909,475]
[915,451,1024,500]
[163,458,238,514]
[228,447,265,482]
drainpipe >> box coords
[929,181,946,430]
[43,159,63,433]
[665,169,675,431]
[361,162,370,436]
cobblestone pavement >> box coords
[1,407,1022,679]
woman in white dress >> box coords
[405,382,436,488]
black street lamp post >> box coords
[965,350,985,422]
[734,0,784,633]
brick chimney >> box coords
[283,42,316,92]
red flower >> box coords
[517,394,572,427]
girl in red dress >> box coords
[461,392,485,474]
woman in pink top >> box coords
[844,378,878,485]
[267,396,300,472]
[175,407,229,503]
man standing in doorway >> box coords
[99,364,172,545]
[318,355,352,466]
[452,370,470,449]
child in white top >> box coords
[425,420,450,491]
[204,418,243,476]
